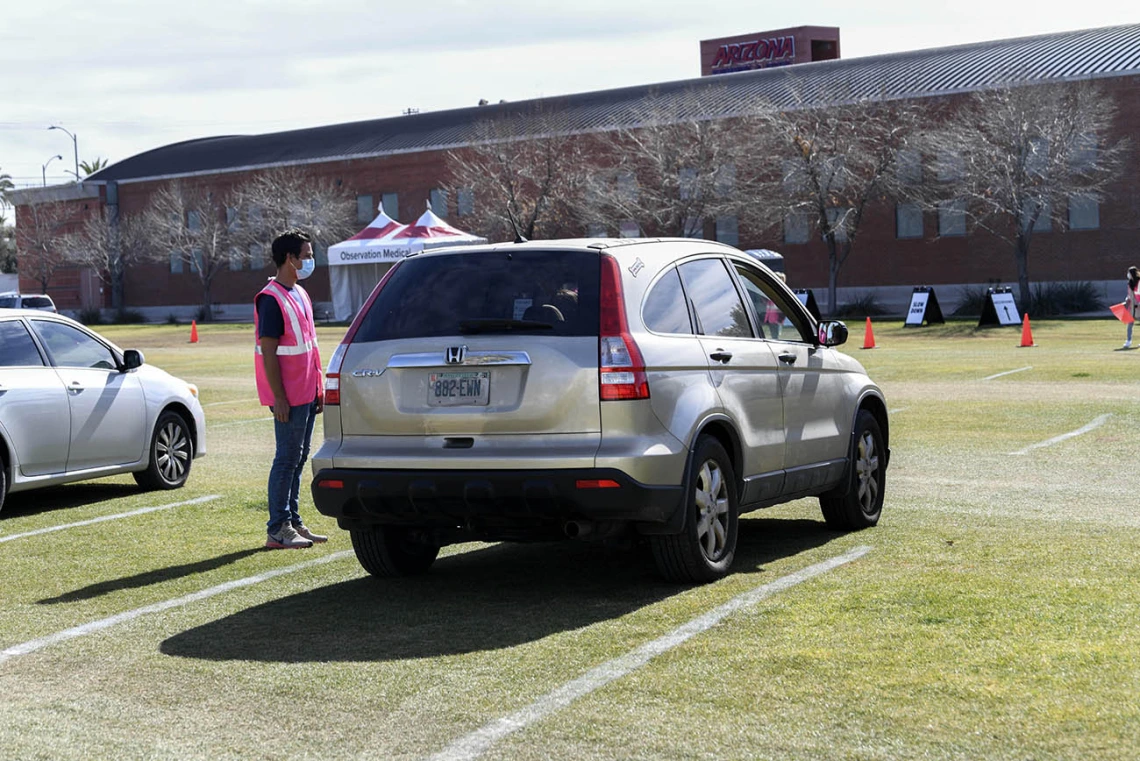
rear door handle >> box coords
[778,353,797,365]
[709,350,733,363]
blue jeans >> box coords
[267,399,318,534]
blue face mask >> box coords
[296,257,315,280]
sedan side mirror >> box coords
[122,349,145,371]
[817,320,848,347]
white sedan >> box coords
[0,309,206,511]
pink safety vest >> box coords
[254,280,322,408]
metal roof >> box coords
[89,23,1140,185]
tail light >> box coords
[599,254,649,401]
[323,261,403,407]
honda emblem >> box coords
[445,345,467,365]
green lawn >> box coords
[1,319,1137,760]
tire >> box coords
[0,455,7,514]
[351,525,440,578]
[820,410,885,530]
[133,410,193,491]
[651,436,739,583]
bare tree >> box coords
[580,87,757,238]
[745,85,927,315]
[233,166,357,259]
[925,81,1128,308]
[18,201,77,293]
[444,105,589,241]
[62,210,148,310]
[136,182,246,321]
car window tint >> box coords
[0,296,16,308]
[643,268,692,334]
[23,297,52,309]
[354,250,600,341]
[31,320,118,369]
[0,320,46,367]
[677,258,752,338]
[732,263,812,343]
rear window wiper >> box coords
[458,318,554,334]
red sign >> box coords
[710,36,796,72]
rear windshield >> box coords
[354,249,600,341]
[23,297,52,309]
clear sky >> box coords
[0,0,1134,190]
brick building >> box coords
[11,23,1140,318]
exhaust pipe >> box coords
[563,521,594,538]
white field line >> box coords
[888,407,908,415]
[983,366,1033,381]
[1008,414,1112,456]
[211,417,273,429]
[203,397,259,408]
[428,545,872,761]
[0,495,222,544]
[0,551,352,666]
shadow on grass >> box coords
[160,516,837,663]
[0,482,141,520]
[38,548,264,605]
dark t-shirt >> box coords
[256,284,306,339]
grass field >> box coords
[1,319,1138,760]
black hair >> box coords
[1129,266,1140,289]
[270,229,312,268]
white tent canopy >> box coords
[327,206,487,321]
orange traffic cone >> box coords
[861,317,876,350]
[189,320,199,344]
[1019,313,1035,348]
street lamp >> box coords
[48,124,79,182]
[42,154,63,187]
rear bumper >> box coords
[310,467,682,530]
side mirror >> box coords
[817,320,848,347]
[122,349,145,371]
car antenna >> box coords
[507,206,528,244]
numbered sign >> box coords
[793,288,822,321]
[904,286,945,327]
[978,288,1021,327]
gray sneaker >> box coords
[294,524,328,543]
[266,523,313,550]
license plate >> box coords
[428,371,490,406]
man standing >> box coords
[255,229,328,549]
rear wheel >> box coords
[820,410,885,530]
[651,436,739,583]
[351,525,440,577]
[134,411,193,491]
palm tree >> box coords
[79,158,110,177]
[0,166,14,207]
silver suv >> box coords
[0,292,57,313]
[311,238,889,582]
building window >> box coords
[457,188,474,216]
[784,213,809,244]
[169,251,183,274]
[429,188,448,217]
[683,216,703,238]
[1068,194,1099,230]
[381,192,399,218]
[936,152,964,182]
[1026,138,1049,177]
[619,220,640,238]
[938,199,966,236]
[897,150,922,185]
[226,207,243,270]
[679,168,698,200]
[1020,199,1051,233]
[587,223,607,237]
[714,164,735,198]
[896,202,923,239]
[356,195,374,224]
[715,215,738,246]
[1070,133,1097,171]
[825,207,850,242]
[617,173,638,203]
[250,242,265,269]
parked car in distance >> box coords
[0,309,206,513]
[311,238,889,583]
[0,292,57,312]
